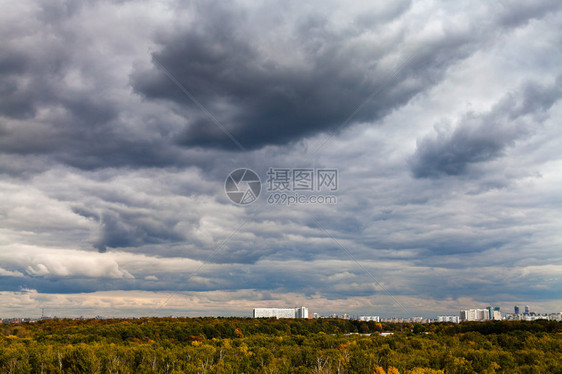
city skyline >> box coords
[1,0,561,318]
[2,309,562,324]
[2,303,560,321]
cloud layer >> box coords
[411,78,562,178]
[0,0,561,318]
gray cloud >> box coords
[495,0,562,27]
[410,78,562,178]
[131,0,560,151]
[0,0,188,171]
[1,0,561,317]
[0,0,559,171]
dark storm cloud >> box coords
[0,1,189,171]
[0,276,131,294]
[56,168,212,253]
[89,210,185,253]
[1,0,559,169]
[410,78,562,178]
[131,0,548,151]
[0,55,179,170]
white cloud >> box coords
[0,267,24,277]
[0,245,133,279]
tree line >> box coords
[0,318,560,373]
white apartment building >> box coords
[459,308,502,321]
[549,313,562,321]
[358,316,380,322]
[295,306,309,319]
[253,307,309,319]
[438,315,460,323]
[460,309,489,321]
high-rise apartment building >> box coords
[460,306,502,321]
[295,306,309,319]
[438,315,460,323]
[359,316,380,322]
[460,309,490,321]
[253,307,309,319]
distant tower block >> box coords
[525,305,530,314]
[253,307,309,319]
[514,305,520,314]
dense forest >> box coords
[0,317,560,373]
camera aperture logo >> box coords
[225,168,338,206]
[225,168,261,205]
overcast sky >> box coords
[1,0,561,318]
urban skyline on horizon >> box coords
[2,303,561,321]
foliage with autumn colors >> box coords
[0,318,560,373]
